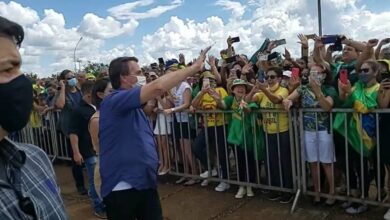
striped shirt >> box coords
[0,137,67,220]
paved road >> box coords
[55,165,385,220]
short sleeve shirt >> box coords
[254,86,289,134]
[298,85,338,131]
[199,87,228,127]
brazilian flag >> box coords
[225,97,265,160]
[333,81,379,157]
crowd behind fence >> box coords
[12,107,390,213]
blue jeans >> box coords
[84,156,105,213]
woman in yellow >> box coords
[246,66,293,203]
[191,71,230,192]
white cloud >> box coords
[0,1,39,26]
[215,0,246,18]
[2,0,390,77]
[140,0,390,65]
[78,13,139,39]
[108,0,183,20]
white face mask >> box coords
[136,76,147,86]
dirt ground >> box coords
[55,164,386,220]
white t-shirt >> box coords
[174,82,192,123]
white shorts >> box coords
[304,130,335,163]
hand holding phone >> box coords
[339,69,348,85]
[291,68,300,79]
[273,39,286,46]
[231,36,240,43]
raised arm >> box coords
[297,34,309,59]
[375,38,390,59]
[343,38,367,52]
[54,80,66,109]
[356,39,378,71]
[208,55,222,84]
[140,46,210,104]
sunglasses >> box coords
[265,75,277,80]
[360,68,370,73]
[66,76,75,80]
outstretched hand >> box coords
[193,46,212,72]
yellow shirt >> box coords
[255,86,289,134]
[200,87,228,127]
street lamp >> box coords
[73,36,83,72]
[317,0,323,36]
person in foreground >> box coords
[99,46,211,220]
[0,16,67,219]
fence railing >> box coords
[12,108,390,212]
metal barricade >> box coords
[14,106,390,212]
[298,108,390,209]
[11,110,72,162]
[160,108,300,211]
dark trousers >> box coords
[64,137,85,190]
[264,131,293,189]
[192,126,229,179]
[104,188,163,220]
[235,146,256,183]
[348,149,370,198]
[335,133,385,197]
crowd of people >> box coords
[6,15,390,220]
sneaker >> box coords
[235,186,246,199]
[345,204,368,214]
[200,169,218,178]
[200,179,209,187]
[215,182,230,192]
[267,192,281,201]
[280,194,294,204]
[246,186,254,197]
[183,179,197,186]
[341,201,353,209]
[384,208,390,220]
[94,211,107,219]
[325,198,336,206]
[175,177,187,184]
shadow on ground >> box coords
[55,164,385,220]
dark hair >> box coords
[0,16,24,46]
[109,56,138,89]
[59,69,72,80]
[267,66,283,78]
[92,78,110,109]
[81,80,94,95]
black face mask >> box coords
[0,75,33,132]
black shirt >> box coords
[69,99,96,159]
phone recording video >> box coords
[339,69,348,85]
[225,55,239,63]
[231,36,240,43]
[273,39,286,46]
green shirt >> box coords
[331,59,358,87]
[298,84,338,131]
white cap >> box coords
[283,70,292,78]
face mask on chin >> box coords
[0,75,33,133]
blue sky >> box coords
[1,0,390,76]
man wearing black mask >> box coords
[0,16,67,219]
